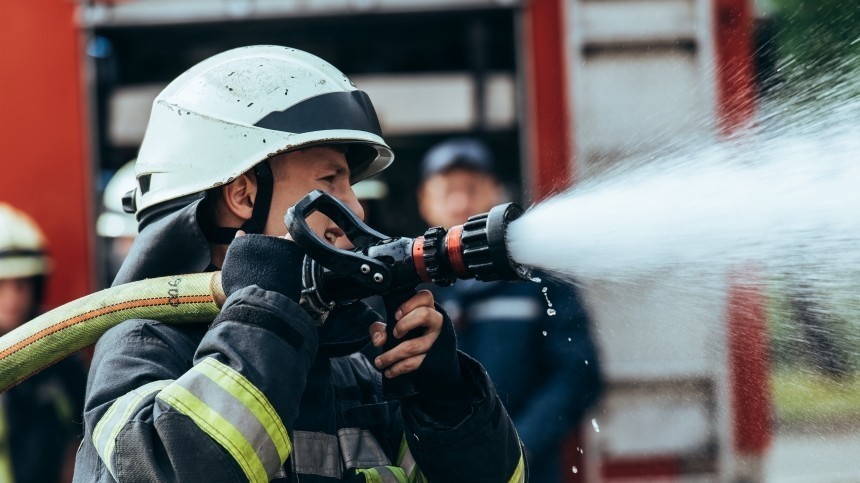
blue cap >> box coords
[420,138,495,181]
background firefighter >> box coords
[416,138,603,482]
[0,203,86,483]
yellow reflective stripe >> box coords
[356,468,383,483]
[92,379,172,478]
[396,435,424,483]
[194,358,291,462]
[158,384,269,483]
[0,395,14,482]
[508,453,526,483]
[356,468,379,483]
[379,466,409,483]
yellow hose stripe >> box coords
[195,358,291,462]
[93,380,172,479]
[157,384,269,483]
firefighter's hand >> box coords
[369,290,444,379]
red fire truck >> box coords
[0,1,767,480]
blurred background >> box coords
[1,0,859,481]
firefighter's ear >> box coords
[220,172,257,221]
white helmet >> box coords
[97,161,138,238]
[0,203,51,279]
[129,45,394,217]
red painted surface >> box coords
[0,4,94,308]
[524,3,583,480]
[715,0,771,457]
[602,457,682,479]
[714,0,757,134]
[726,276,772,454]
[559,432,586,482]
[524,0,574,200]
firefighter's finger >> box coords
[384,354,426,378]
[374,333,436,370]
[369,321,387,347]
[392,289,435,321]
[392,305,442,339]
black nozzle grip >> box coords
[382,290,422,400]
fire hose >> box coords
[0,191,529,397]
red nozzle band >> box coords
[412,236,432,283]
[446,225,470,279]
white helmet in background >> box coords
[97,161,138,238]
[128,45,394,218]
[0,203,51,279]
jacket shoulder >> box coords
[97,317,208,355]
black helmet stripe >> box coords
[0,249,45,259]
[254,90,383,137]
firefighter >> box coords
[417,138,602,483]
[73,46,526,482]
[0,203,86,482]
[96,160,138,285]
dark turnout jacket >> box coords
[3,356,86,482]
[430,278,601,483]
[73,198,525,482]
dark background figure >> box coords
[96,160,139,287]
[415,138,603,482]
[786,281,853,379]
[0,203,87,483]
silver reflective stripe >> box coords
[397,436,417,481]
[162,359,288,480]
[338,427,390,469]
[291,431,343,479]
[466,297,541,322]
[92,380,173,479]
[374,466,409,483]
[173,373,282,476]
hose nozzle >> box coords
[285,191,529,319]
[416,202,529,286]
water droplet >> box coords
[542,330,548,336]
[578,447,584,454]
[591,418,600,433]
[585,360,589,365]
[530,276,542,283]
[572,466,578,474]
[541,287,548,293]
[547,308,556,316]
[568,337,572,341]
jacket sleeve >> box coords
[513,282,602,459]
[397,353,527,483]
[81,285,318,483]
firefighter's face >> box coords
[266,146,364,246]
[418,167,502,228]
[0,277,35,334]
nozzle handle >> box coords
[285,190,392,290]
[382,289,421,400]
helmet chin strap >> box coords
[202,161,274,244]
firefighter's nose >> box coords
[344,189,366,220]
